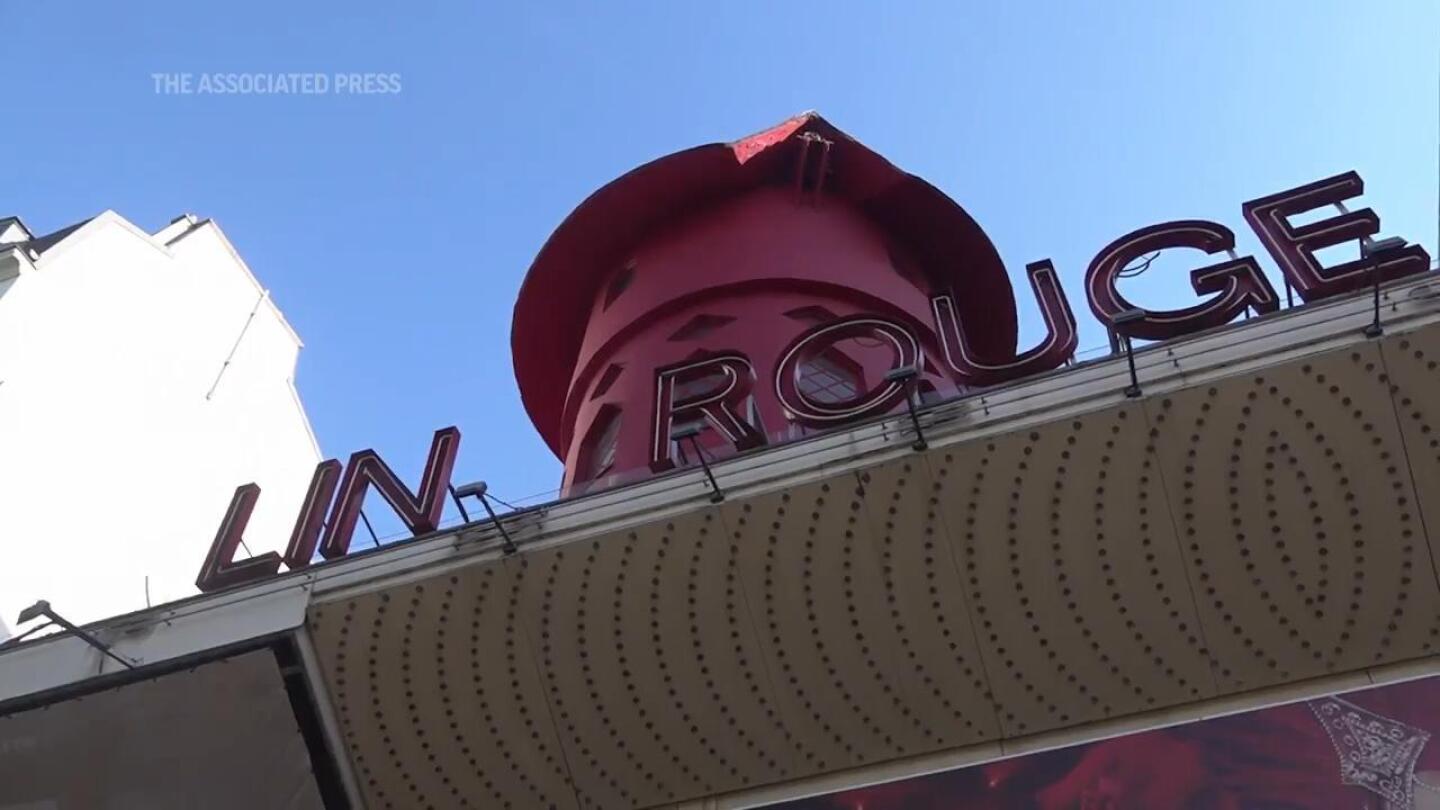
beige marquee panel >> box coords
[1144,342,1440,693]
[927,403,1217,737]
[511,509,796,809]
[307,563,579,810]
[305,334,1440,809]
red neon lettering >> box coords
[1243,171,1430,303]
[281,459,342,570]
[649,353,765,472]
[1086,220,1278,340]
[194,484,282,592]
[933,259,1076,386]
[320,427,461,560]
[774,316,922,429]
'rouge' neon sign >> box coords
[199,170,1431,591]
[646,170,1432,470]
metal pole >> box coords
[447,483,471,523]
[359,509,381,548]
[901,382,928,451]
[685,434,725,503]
[475,493,517,554]
[1122,335,1142,398]
[44,612,136,670]
[1366,252,1385,338]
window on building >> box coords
[673,369,727,402]
[669,370,726,441]
[667,313,735,342]
[783,305,839,324]
[797,350,861,404]
[590,363,624,400]
[602,261,635,309]
[667,368,768,461]
[578,407,622,482]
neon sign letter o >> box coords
[775,316,922,428]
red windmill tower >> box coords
[512,113,1025,494]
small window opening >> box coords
[797,350,861,405]
[603,261,636,309]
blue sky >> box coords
[5,1,1438,536]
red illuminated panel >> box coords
[759,673,1440,809]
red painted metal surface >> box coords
[511,113,1020,492]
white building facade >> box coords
[0,212,321,626]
